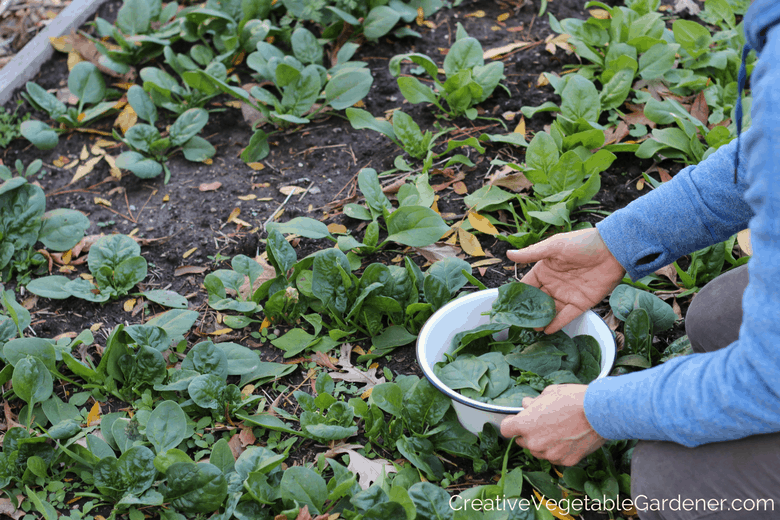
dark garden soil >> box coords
[1,0,693,516]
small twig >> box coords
[263,190,295,231]
[291,143,346,157]
[298,181,315,202]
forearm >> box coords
[595,133,754,281]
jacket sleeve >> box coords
[583,24,780,447]
[595,131,754,282]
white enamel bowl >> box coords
[416,288,616,436]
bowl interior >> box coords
[417,288,616,417]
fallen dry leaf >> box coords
[175,265,208,276]
[71,156,102,184]
[238,194,257,201]
[86,401,101,426]
[247,162,265,171]
[327,223,347,234]
[453,181,468,195]
[328,343,386,391]
[199,181,222,192]
[311,351,339,370]
[280,186,307,196]
[228,433,245,459]
[226,207,241,223]
[345,449,397,490]
[468,212,499,236]
[183,247,197,259]
[483,41,531,60]
[94,197,111,207]
[80,145,89,160]
[737,228,752,256]
[239,427,256,447]
[123,299,136,312]
[115,104,137,134]
[654,264,678,285]
[471,258,502,268]
[458,227,485,257]
[414,242,461,263]
[0,496,26,520]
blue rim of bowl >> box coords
[416,301,617,415]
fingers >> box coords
[507,237,557,264]
[543,304,586,335]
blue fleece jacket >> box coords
[584,0,780,448]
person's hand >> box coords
[500,384,606,466]
[508,228,626,334]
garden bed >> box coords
[0,0,751,518]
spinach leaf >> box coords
[506,341,565,377]
[489,282,556,328]
[165,462,228,514]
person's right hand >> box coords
[507,228,626,334]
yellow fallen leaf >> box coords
[466,10,485,17]
[241,385,255,397]
[260,317,271,330]
[352,346,366,355]
[102,154,122,179]
[416,6,424,25]
[279,186,306,196]
[114,104,137,134]
[497,12,510,22]
[391,255,403,263]
[238,194,257,201]
[94,197,112,207]
[183,247,198,259]
[352,99,365,108]
[90,323,103,332]
[61,250,72,265]
[423,20,435,28]
[233,218,253,228]
[468,212,499,236]
[53,156,69,167]
[737,228,752,255]
[225,100,242,109]
[227,207,241,223]
[129,228,139,237]
[502,111,516,121]
[636,179,645,191]
[491,26,502,31]
[91,144,106,156]
[471,258,502,267]
[95,139,116,148]
[49,35,72,52]
[203,158,213,165]
[327,223,348,234]
[537,73,550,87]
[71,156,102,184]
[589,8,611,19]
[80,145,89,161]
[124,299,136,312]
[67,51,83,70]
[80,274,93,280]
[163,194,170,202]
[453,181,468,195]
[514,116,526,136]
[532,491,575,520]
[361,387,373,399]
[247,162,265,171]
[86,402,101,426]
[458,227,485,256]
[210,328,233,335]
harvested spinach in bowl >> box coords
[433,282,602,407]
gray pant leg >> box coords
[631,264,780,519]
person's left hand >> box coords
[500,384,606,466]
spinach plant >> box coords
[27,234,147,303]
[114,86,214,182]
[0,102,29,148]
[140,46,237,115]
[204,254,265,315]
[90,0,182,70]
[20,62,117,150]
[199,30,373,162]
[0,178,89,284]
[389,23,506,119]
